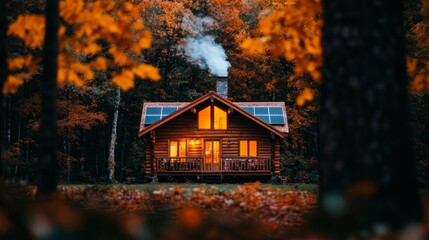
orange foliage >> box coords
[407,0,429,92]
[5,0,160,94]
[240,0,322,105]
[241,0,322,79]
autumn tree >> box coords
[5,0,160,191]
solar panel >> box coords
[144,115,161,124]
[270,115,285,124]
[144,105,284,125]
[254,107,268,114]
[146,107,161,114]
[269,107,283,115]
[162,107,178,115]
[256,115,270,123]
[145,106,181,124]
[239,106,285,125]
[242,107,254,114]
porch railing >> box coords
[222,157,272,171]
[155,157,272,172]
[156,157,202,171]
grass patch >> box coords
[62,183,319,193]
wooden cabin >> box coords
[138,91,288,182]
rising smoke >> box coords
[179,15,230,77]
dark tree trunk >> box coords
[0,0,8,181]
[318,0,422,234]
[38,0,59,196]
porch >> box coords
[155,157,273,174]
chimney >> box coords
[216,75,228,98]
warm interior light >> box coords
[214,106,227,129]
[198,106,211,129]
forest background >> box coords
[1,0,428,186]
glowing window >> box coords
[179,141,186,157]
[240,140,257,157]
[214,106,227,130]
[239,140,248,157]
[170,140,186,158]
[249,141,257,157]
[170,141,178,157]
[198,106,211,129]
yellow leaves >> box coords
[132,20,145,31]
[112,70,135,91]
[241,0,323,84]
[60,0,84,24]
[296,88,314,106]
[133,64,161,81]
[123,2,134,12]
[241,38,265,54]
[8,56,38,75]
[2,75,25,95]
[109,47,130,66]
[81,43,102,56]
[259,15,275,35]
[58,68,84,87]
[7,15,45,48]
[7,57,26,71]
[133,31,153,52]
[5,0,158,95]
[70,62,94,81]
[92,57,108,71]
[113,65,161,91]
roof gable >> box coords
[138,92,288,138]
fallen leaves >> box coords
[58,183,317,232]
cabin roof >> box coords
[138,91,288,138]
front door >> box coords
[204,140,220,171]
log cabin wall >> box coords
[144,136,153,175]
[147,99,280,174]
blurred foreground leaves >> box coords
[0,182,317,239]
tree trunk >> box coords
[0,0,8,181]
[38,0,59,196]
[318,0,422,235]
[107,87,120,183]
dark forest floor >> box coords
[1,183,428,239]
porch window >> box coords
[239,140,257,157]
[169,140,187,160]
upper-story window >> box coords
[198,106,211,129]
[198,106,227,130]
[214,106,227,129]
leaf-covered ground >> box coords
[0,183,318,239]
[2,184,428,239]
[60,183,318,238]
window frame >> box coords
[239,140,258,157]
[197,105,228,130]
[168,139,187,161]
